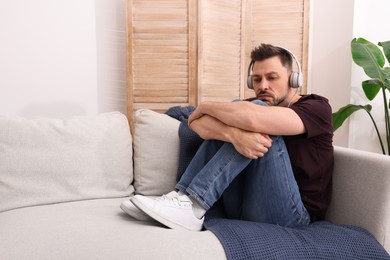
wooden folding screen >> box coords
[126,0,310,122]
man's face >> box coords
[251,56,291,106]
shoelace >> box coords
[161,194,173,200]
[155,194,172,201]
[157,195,192,207]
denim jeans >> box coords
[175,100,310,227]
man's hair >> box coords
[250,43,293,71]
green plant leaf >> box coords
[385,79,390,91]
[379,40,390,64]
[351,38,385,79]
[384,67,390,77]
[332,104,372,131]
[362,79,382,100]
[383,68,390,90]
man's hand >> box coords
[188,104,205,126]
[188,103,273,159]
[229,128,272,159]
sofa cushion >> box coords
[133,109,180,195]
[0,198,226,260]
[0,112,134,213]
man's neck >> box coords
[285,89,301,108]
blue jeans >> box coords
[175,100,310,227]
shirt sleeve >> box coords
[290,95,333,139]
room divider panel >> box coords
[126,0,310,124]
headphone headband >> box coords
[247,46,303,89]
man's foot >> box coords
[120,191,179,222]
[131,194,204,231]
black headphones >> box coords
[247,47,303,89]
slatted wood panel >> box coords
[126,0,197,123]
[126,0,310,122]
[244,0,310,98]
[197,0,243,102]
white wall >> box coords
[95,0,127,115]
[308,0,355,147]
[0,0,126,118]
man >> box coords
[121,43,334,231]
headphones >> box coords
[247,46,303,89]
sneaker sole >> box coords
[130,196,203,231]
[120,201,154,222]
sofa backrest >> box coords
[0,112,134,213]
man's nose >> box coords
[255,79,269,91]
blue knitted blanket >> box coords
[204,204,390,260]
[165,106,390,260]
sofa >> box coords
[0,110,389,259]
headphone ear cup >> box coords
[289,72,303,88]
[247,75,254,89]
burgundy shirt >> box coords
[285,94,334,221]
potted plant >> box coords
[332,38,390,155]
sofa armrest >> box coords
[326,146,390,252]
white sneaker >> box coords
[120,191,179,222]
[131,194,204,231]
[120,200,153,222]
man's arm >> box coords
[189,114,272,159]
[189,101,306,136]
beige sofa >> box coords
[0,110,389,259]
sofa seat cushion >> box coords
[0,198,225,260]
